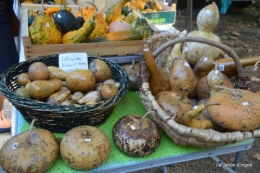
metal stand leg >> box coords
[186,0,193,32]
[232,151,242,172]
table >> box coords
[14,91,254,173]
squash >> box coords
[108,20,132,32]
[87,30,142,42]
[88,12,108,40]
[142,46,171,96]
[186,2,221,67]
[133,16,155,38]
[29,11,62,45]
[207,86,260,131]
[54,5,81,34]
[105,0,131,24]
[124,11,139,24]
[43,6,72,16]
[62,14,95,44]
[75,6,96,21]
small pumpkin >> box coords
[108,20,132,32]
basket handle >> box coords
[151,36,255,90]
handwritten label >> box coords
[12,143,19,149]
[219,64,225,71]
[59,53,88,73]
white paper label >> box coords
[184,62,190,67]
[130,125,136,130]
[203,57,208,61]
[194,106,198,110]
[46,22,49,27]
[215,70,219,74]
[219,64,225,71]
[59,53,88,73]
[242,102,249,106]
[85,138,91,142]
[12,143,19,149]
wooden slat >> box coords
[23,40,144,60]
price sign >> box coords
[59,53,88,73]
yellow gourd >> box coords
[29,11,62,45]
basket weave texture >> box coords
[138,32,260,148]
[0,55,129,133]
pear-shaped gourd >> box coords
[186,2,221,67]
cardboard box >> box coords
[20,3,144,60]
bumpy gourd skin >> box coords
[88,12,108,40]
[29,14,62,45]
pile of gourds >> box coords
[28,0,157,45]
[143,2,260,133]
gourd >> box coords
[168,47,195,97]
[29,11,62,45]
[207,86,260,131]
[159,30,187,79]
[124,11,139,24]
[133,16,155,38]
[108,20,132,32]
[216,56,260,77]
[188,56,215,98]
[54,5,81,34]
[142,45,171,96]
[105,0,131,25]
[88,12,108,40]
[62,14,95,44]
[186,2,221,67]
[87,30,143,42]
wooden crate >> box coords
[21,3,144,60]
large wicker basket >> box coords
[138,32,260,148]
[0,55,129,133]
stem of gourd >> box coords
[130,60,135,70]
[253,60,260,72]
[214,85,246,99]
[27,119,36,145]
[136,110,154,127]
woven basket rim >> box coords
[0,54,129,113]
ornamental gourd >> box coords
[54,5,81,34]
[108,20,132,32]
[185,2,222,67]
[62,14,95,44]
[29,11,62,45]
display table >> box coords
[13,91,254,173]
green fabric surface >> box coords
[16,91,251,172]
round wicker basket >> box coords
[0,55,129,133]
[138,32,260,148]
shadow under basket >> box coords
[0,55,129,133]
[138,32,260,148]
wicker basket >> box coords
[138,32,260,148]
[0,55,128,133]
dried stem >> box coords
[136,111,155,127]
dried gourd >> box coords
[29,11,62,45]
[186,2,221,67]
[133,16,155,38]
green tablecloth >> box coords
[16,91,250,172]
